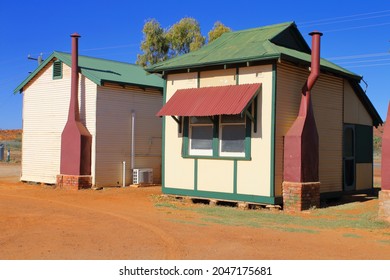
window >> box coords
[184,114,251,159]
[189,117,213,156]
[53,60,62,79]
[220,115,246,157]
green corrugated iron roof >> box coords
[146,21,360,80]
[14,51,164,93]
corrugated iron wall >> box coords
[275,63,343,194]
[94,85,162,187]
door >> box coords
[343,125,355,191]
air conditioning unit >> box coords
[133,168,153,184]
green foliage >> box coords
[374,136,382,150]
[167,17,205,57]
[136,19,169,67]
[208,21,232,43]
[137,18,230,67]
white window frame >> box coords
[189,117,213,156]
[219,115,246,157]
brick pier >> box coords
[282,181,320,212]
[378,190,390,223]
[56,174,92,190]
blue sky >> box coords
[0,0,389,129]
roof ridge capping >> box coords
[227,21,295,35]
[53,51,139,67]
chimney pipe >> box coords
[305,31,322,92]
[69,33,81,122]
[298,31,323,117]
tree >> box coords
[167,17,205,57]
[136,18,230,67]
[208,21,232,43]
[136,19,169,67]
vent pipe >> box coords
[59,33,92,176]
[283,31,322,183]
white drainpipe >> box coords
[122,160,126,187]
[131,111,135,170]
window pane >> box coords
[221,114,245,123]
[191,126,213,150]
[344,127,354,157]
[190,116,213,124]
[221,125,245,153]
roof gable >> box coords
[269,23,311,53]
[14,52,164,93]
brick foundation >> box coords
[282,181,320,212]
[56,174,92,190]
[378,190,390,223]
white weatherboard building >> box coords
[15,52,164,187]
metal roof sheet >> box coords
[14,51,164,93]
[146,21,359,80]
[156,83,261,117]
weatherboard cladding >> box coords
[21,63,97,184]
[156,83,261,117]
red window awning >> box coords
[156,83,261,117]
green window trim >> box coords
[53,60,63,80]
[181,114,252,160]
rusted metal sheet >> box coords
[157,83,261,116]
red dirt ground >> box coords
[0,163,389,260]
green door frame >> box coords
[343,124,356,191]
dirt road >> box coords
[0,163,389,260]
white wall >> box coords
[21,61,96,184]
[95,84,162,187]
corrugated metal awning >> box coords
[156,83,261,117]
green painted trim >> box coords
[161,80,167,191]
[212,115,219,157]
[182,117,189,156]
[52,60,63,80]
[245,116,251,156]
[270,63,277,197]
[182,155,251,161]
[194,159,198,191]
[162,187,277,205]
[197,72,200,88]
[233,160,238,194]
[14,53,57,93]
[236,67,239,85]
